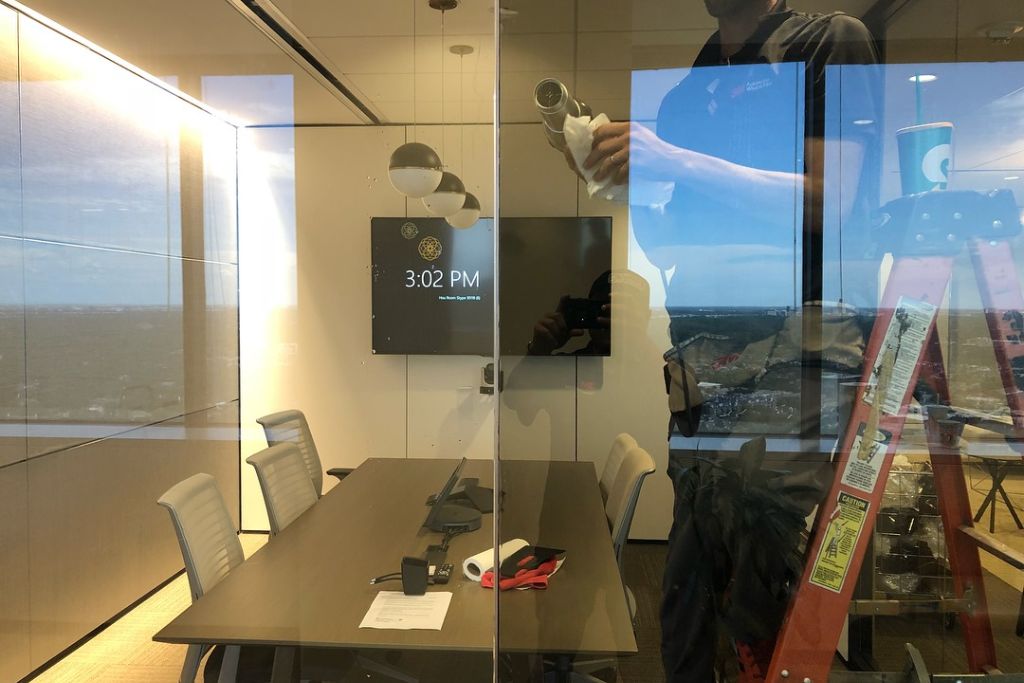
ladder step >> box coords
[959,525,1024,570]
[849,597,971,616]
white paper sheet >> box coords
[358,591,452,631]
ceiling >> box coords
[11,0,1024,127]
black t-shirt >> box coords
[638,2,879,343]
[672,3,880,136]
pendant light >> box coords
[423,171,467,216]
[388,143,443,198]
[421,1,465,217]
[447,191,480,228]
[447,44,479,229]
[388,1,444,198]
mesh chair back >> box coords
[257,409,324,497]
[246,443,319,536]
[158,473,244,602]
[605,445,656,569]
[599,433,637,503]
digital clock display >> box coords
[371,215,612,356]
[371,217,494,355]
[404,268,481,290]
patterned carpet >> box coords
[27,535,270,683]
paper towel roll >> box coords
[462,538,529,582]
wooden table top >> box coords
[154,458,638,656]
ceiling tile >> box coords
[498,0,576,35]
[273,0,413,37]
[500,33,575,72]
[576,31,634,72]
[577,0,715,33]
[276,0,493,37]
[576,69,631,102]
[313,35,415,74]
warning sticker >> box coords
[840,424,892,494]
[863,297,937,415]
[810,492,870,593]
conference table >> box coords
[154,458,638,681]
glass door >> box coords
[494,0,1024,680]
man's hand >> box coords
[528,296,584,355]
[584,121,681,184]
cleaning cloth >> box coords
[563,113,629,203]
[563,114,675,207]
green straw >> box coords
[914,72,923,124]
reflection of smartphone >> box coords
[563,297,606,329]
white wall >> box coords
[240,121,674,539]
[240,124,496,530]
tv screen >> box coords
[498,216,612,357]
[371,217,494,355]
[370,216,612,356]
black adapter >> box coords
[401,556,428,595]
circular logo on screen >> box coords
[400,222,419,240]
[418,236,442,261]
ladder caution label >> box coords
[841,424,892,493]
[863,297,937,415]
[810,492,870,593]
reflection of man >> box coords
[577,1,878,680]
[527,271,611,356]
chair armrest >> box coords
[326,467,353,482]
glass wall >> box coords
[10,0,1024,682]
[0,3,240,680]
[496,0,1024,681]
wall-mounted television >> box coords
[370,216,612,356]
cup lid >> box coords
[896,122,954,135]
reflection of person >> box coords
[573,1,879,680]
[527,271,611,356]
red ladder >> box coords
[765,190,1024,681]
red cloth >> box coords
[481,558,559,591]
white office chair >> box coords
[606,445,657,581]
[257,409,351,498]
[246,444,418,683]
[550,445,657,683]
[161,471,408,683]
[157,474,250,683]
[246,443,319,536]
[598,433,638,503]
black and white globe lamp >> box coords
[446,192,480,229]
[388,142,444,198]
[422,171,466,217]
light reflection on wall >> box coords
[12,12,240,440]
[236,124,299,531]
[204,74,297,530]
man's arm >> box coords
[584,123,866,227]
[583,13,878,228]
